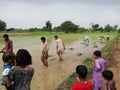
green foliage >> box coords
[102,36,117,52]
[66,72,77,87]
[69,48,74,50]
[0,20,6,31]
[87,66,93,74]
[91,24,99,31]
[83,58,94,64]
[77,28,88,33]
[60,21,79,33]
[77,53,83,56]
[45,20,52,32]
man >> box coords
[54,35,66,61]
[1,34,13,53]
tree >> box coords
[60,21,79,33]
[104,24,113,32]
[0,20,6,31]
[91,24,99,31]
[45,21,52,32]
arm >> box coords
[4,77,11,87]
[62,41,66,50]
[94,60,101,72]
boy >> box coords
[102,70,116,90]
[54,35,66,61]
[93,50,109,90]
[41,37,49,67]
[72,65,93,90]
[0,52,15,90]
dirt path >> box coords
[0,39,104,90]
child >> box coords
[102,70,116,90]
[8,49,34,90]
[41,37,49,67]
[54,35,66,61]
[0,52,15,90]
[93,50,109,90]
[72,65,93,90]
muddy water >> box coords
[0,37,104,90]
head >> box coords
[16,49,32,67]
[76,65,87,79]
[3,34,9,41]
[54,35,58,40]
[41,37,46,43]
[102,70,114,81]
[93,50,101,59]
[2,52,15,65]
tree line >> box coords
[0,19,120,33]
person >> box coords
[0,52,15,90]
[1,34,13,53]
[8,49,34,90]
[40,37,49,67]
[102,70,116,90]
[54,35,66,61]
[93,50,109,90]
[72,65,93,90]
[83,36,90,46]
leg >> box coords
[41,53,46,66]
[44,52,48,67]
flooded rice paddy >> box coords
[0,35,105,90]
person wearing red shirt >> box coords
[1,34,13,53]
[72,65,93,90]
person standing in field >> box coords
[54,35,66,61]
[93,50,109,90]
[40,37,49,67]
[1,34,13,53]
[8,49,34,90]
[72,65,93,90]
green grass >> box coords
[102,36,117,53]
[0,31,117,44]
[77,53,83,56]
[83,58,94,64]
[69,48,74,50]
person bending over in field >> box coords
[72,65,93,90]
[93,50,109,90]
[8,49,34,90]
[54,35,66,61]
[41,37,49,67]
[1,34,13,53]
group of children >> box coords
[72,50,116,90]
[0,49,34,90]
[40,35,66,67]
